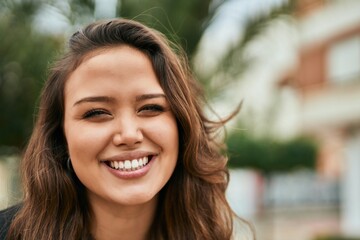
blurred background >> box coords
[1,0,360,239]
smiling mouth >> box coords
[104,155,154,171]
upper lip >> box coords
[103,151,157,162]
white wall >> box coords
[226,169,262,219]
[342,130,360,237]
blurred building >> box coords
[278,0,360,237]
[222,0,360,238]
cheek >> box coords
[147,116,179,149]
[65,123,112,158]
[67,134,95,153]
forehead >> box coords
[68,45,153,80]
[79,45,148,68]
[63,45,164,101]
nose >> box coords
[112,116,143,147]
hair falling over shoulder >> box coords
[7,18,248,240]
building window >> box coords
[327,34,360,85]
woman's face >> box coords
[63,45,179,207]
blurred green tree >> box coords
[118,0,217,58]
[226,130,317,173]
[0,1,63,152]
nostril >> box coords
[112,129,143,146]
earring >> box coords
[67,157,73,171]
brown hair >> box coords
[8,18,239,239]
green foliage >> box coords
[226,131,317,173]
[119,0,216,58]
[0,2,63,152]
[313,236,360,240]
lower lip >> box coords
[103,157,155,180]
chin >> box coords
[112,191,158,206]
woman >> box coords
[0,18,253,239]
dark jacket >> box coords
[0,204,21,240]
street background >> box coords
[1,0,360,239]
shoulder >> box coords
[0,204,21,240]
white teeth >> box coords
[119,161,124,170]
[114,161,119,169]
[108,156,152,171]
[131,159,139,169]
[143,156,148,165]
[124,160,131,170]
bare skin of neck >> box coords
[89,194,157,240]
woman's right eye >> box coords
[82,109,110,119]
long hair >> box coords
[8,18,237,240]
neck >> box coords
[89,195,158,240]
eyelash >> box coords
[138,104,165,113]
[83,109,109,119]
[82,104,164,119]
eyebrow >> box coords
[135,93,166,102]
[73,96,115,106]
[73,94,166,107]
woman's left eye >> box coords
[138,104,164,115]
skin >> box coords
[63,45,179,240]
